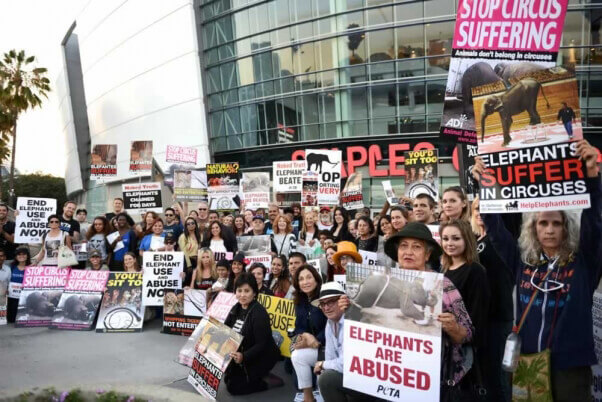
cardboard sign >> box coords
[382,181,399,206]
[306,149,342,205]
[163,288,203,336]
[96,272,144,333]
[0,281,7,325]
[342,172,364,210]
[241,172,270,210]
[257,293,296,357]
[174,169,208,202]
[206,291,237,323]
[273,160,305,192]
[166,145,198,165]
[129,140,153,174]
[122,182,163,213]
[404,149,439,200]
[15,197,57,243]
[91,144,117,180]
[142,252,184,306]
[207,163,240,211]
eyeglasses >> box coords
[165,241,175,245]
[165,214,174,217]
[198,208,208,211]
[319,297,340,309]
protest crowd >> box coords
[0,138,599,402]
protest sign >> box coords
[51,270,109,330]
[275,191,302,207]
[238,233,273,268]
[358,250,378,266]
[188,317,243,400]
[0,281,7,325]
[241,172,270,210]
[166,145,198,165]
[90,144,117,180]
[122,182,163,213]
[129,141,153,174]
[15,197,57,243]
[96,272,144,333]
[382,181,399,206]
[15,266,70,327]
[404,149,439,200]
[206,291,237,323]
[341,172,364,210]
[334,274,346,291]
[142,252,184,306]
[427,225,441,245]
[475,68,589,212]
[163,288,203,336]
[440,0,568,144]
[302,171,318,206]
[174,169,208,202]
[343,263,443,401]
[458,144,479,201]
[257,293,296,357]
[273,160,305,192]
[207,163,240,211]
[306,149,342,205]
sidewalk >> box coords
[0,319,297,401]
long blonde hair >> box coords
[196,247,217,279]
[518,211,579,266]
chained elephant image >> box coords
[494,62,544,85]
[480,77,550,146]
[461,62,503,116]
[347,274,438,324]
[306,153,339,173]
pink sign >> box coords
[64,270,109,292]
[206,292,237,323]
[166,145,198,165]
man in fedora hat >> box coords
[313,282,372,402]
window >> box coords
[319,92,338,123]
[237,57,254,86]
[424,0,455,17]
[427,80,446,113]
[225,108,241,135]
[207,67,221,94]
[240,104,258,133]
[371,85,396,117]
[563,11,588,46]
[394,3,423,23]
[316,38,337,71]
[299,94,319,124]
[368,29,395,63]
[337,11,364,32]
[396,25,425,59]
[367,6,393,26]
[293,42,316,75]
[339,29,367,66]
[233,10,250,39]
[211,112,224,137]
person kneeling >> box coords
[224,272,283,395]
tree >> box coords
[0,50,50,206]
[1,173,67,208]
[347,24,365,65]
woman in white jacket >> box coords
[271,215,297,258]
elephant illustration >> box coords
[480,77,550,146]
[306,153,339,173]
[494,62,544,85]
[347,274,437,323]
[461,62,503,115]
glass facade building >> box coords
[198,0,602,205]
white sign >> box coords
[273,160,306,192]
[15,197,57,243]
[241,172,270,210]
[122,182,163,213]
[306,149,342,205]
[359,250,378,266]
[142,252,184,306]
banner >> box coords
[404,149,439,200]
[163,288,204,336]
[458,144,480,201]
[188,317,243,400]
[206,163,240,211]
[257,293,296,357]
[122,182,163,213]
[241,172,270,210]
[306,149,342,205]
[206,291,237,323]
[174,169,208,202]
[15,266,70,327]
[341,172,364,210]
[382,181,399,206]
[302,171,318,207]
[273,161,305,192]
[91,144,117,180]
[51,270,109,330]
[476,68,589,212]
[142,252,184,306]
[166,145,198,165]
[343,263,443,401]
[129,141,153,174]
[440,0,568,144]
[15,197,57,243]
[96,272,144,333]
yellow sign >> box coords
[257,293,296,357]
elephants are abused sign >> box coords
[305,149,342,205]
[440,0,568,145]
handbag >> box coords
[58,233,78,267]
[441,340,487,402]
[511,267,556,402]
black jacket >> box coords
[224,300,280,373]
[200,223,238,252]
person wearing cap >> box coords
[340,222,474,397]
[413,193,437,224]
[248,262,274,295]
[318,207,333,231]
[244,215,278,254]
[331,241,362,277]
[85,250,109,271]
[163,233,177,252]
[312,282,369,402]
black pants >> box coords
[225,363,269,395]
[485,320,513,402]
[551,366,592,402]
[7,297,18,323]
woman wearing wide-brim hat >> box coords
[331,241,362,276]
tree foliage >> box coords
[1,173,67,208]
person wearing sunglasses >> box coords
[473,139,601,401]
[163,207,183,241]
[33,214,72,266]
[196,201,209,229]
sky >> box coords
[0,0,87,177]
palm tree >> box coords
[0,49,50,206]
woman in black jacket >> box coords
[224,272,281,395]
[201,221,237,255]
[329,207,354,243]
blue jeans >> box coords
[563,121,573,137]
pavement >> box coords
[0,318,299,401]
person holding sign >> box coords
[269,255,291,299]
[291,264,327,402]
[108,213,137,271]
[441,187,470,223]
[7,247,30,322]
[224,272,282,395]
[33,214,72,266]
[473,140,601,401]
[331,242,362,279]
[138,218,166,256]
[191,248,216,290]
